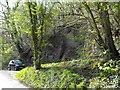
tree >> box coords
[83,2,120,59]
[27,1,53,69]
[1,0,33,66]
[100,2,120,59]
[83,2,107,50]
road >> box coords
[0,70,33,90]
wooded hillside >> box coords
[0,0,119,88]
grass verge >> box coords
[16,58,119,88]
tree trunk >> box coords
[59,38,67,61]
[101,2,120,59]
[28,2,41,70]
[2,1,33,65]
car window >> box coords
[11,61,14,63]
[9,60,15,64]
[15,60,22,64]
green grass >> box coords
[16,67,86,88]
[16,58,119,89]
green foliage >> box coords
[89,60,119,88]
[89,75,118,88]
[1,1,119,88]
[98,60,118,77]
[1,43,19,69]
[16,66,86,88]
[16,58,119,88]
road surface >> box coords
[0,70,33,90]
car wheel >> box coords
[11,66,15,71]
[15,67,19,71]
[10,66,12,70]
[8,67,11,71]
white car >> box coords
[8,60,25,71]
